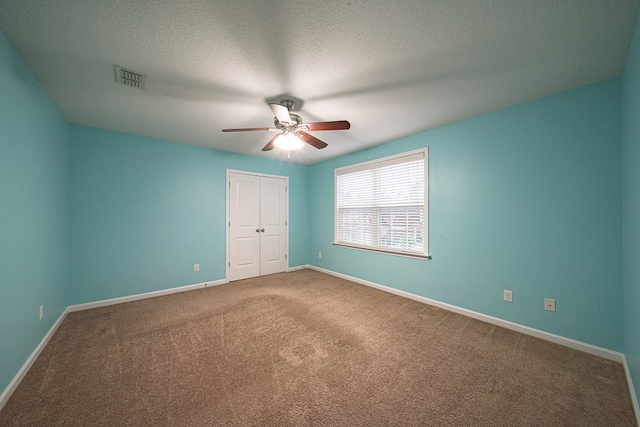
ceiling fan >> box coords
[222,99,350,151]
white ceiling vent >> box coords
[114,65,145,89]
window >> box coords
[335,148,429,259]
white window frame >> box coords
[334,147,429,259]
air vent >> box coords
[114,65,145,89]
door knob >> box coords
[261,228,265,232]
[256,228,260,233]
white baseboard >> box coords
[67,279,228,312]
[305,264,640,420]
[1,278,228,410]
[305,265,624,363]
[3,270,637,424]
[0,307,69,411]
[622,355,640,426]
[287,265,306,272]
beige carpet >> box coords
[0,269,636,426]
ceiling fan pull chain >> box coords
[222,99,350,153]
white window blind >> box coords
[335,148,428,258]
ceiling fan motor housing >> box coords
[274,113,302,130]
[222,98,349,151]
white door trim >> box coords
[226,169,289,281]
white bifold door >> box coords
[227,171,288,281]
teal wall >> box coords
[622,11,640,407]
[69,126,309,304]
[2,18,640,407]
[310,79,623,351]
[0,30,69,393]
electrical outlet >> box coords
[544,298,556,312]
[318,252,322,259]
[194,264,200,272]
[503,290,513,303]
[39,305,44,320]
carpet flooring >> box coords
[0,269,636,426]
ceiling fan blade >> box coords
[298,131,328,149]
[222,127,274,132]
[304,120,351,131]
[261,134,281,151]
[269,103,292,124]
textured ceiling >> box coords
[0,1,638,164]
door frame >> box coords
[225,169,289,281]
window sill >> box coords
[333,243,432,260]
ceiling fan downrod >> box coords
[279,99,296,111]
[221,98,350,152]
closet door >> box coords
[259,176,287,275]
[227,172,288,281]
[228,173,261,281]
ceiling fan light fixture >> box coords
[223,99,350,153]
[274,132,303,150]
